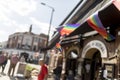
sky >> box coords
[0,0,80,42]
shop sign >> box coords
[82,40,107,58]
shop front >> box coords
[60,0,120,80]
[61,30,120,79]
[43,0,120,80]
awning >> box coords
[68,0,120,37]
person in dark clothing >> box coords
[8,53,19,76]
[53,65,62,80]
[0,52,8,74]
[66,70,74,80]
[0,52,5,73]
[2,52,8,73]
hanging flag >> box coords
[60,24,80,36]
[113,0,120,11]
[56,26,63,32]
[87,12,115,41]
[56,43,62,52]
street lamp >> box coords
[41,2,55,47]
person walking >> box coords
[38,59,48,80]
[0,52,5,73]
[66,70,74,80]
[101,67,108,80]
[1,52,8,73]
[53,65,62,80]
[8,53,19,76]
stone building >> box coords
[5,25,47,57]
[47,0,120,80]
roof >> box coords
[41,0,120,50]
[68,0,120,37]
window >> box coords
[34,37,38,42]
[19,35,23,40]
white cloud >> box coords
[30,17,56,35]
[0,0,37,16]
[5,20,29,32]
[0,13,8,21]
[30,17,49,27]
[0,30,6,35]
[0,30,8,42]
[15,24,29,32]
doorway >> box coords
[20,52,29,62]
[90,51,102,80]
[65,50,78,79]
[83,50,102,80]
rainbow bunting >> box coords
[56,43,62,52]
[87,12,115,41]
[60,24,80,36]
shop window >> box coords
[103,63,115,79]
[17,44,20,48]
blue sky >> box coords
[0,0,80,42]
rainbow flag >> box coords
[56,26,63,32]
[87,12,115,41]
[56,43,62,52]
[60,24,80,36]
[113,0,120,11]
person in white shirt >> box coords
[102,67,108,80]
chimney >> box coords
[29,24,32,33]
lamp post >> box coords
[41,2,55,47]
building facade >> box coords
[48,0,120,80]
[4,26,47,57]
[7,32,47,51]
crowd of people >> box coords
[0,51,79,80]
[0,51,76,80]
[0,51,49,80]
[0,51,19,76]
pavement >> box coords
[0,74,54,80]
[0,60,54,80]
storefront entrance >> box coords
[82,50,102,80]
[90,51,102,80]
[65,50,78,79]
